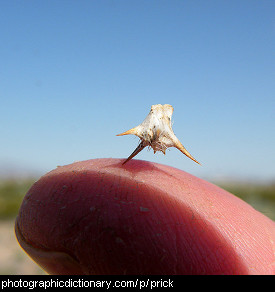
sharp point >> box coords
[175,142,201,165]
[116,128,137,136]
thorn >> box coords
[122,141,146,165]
[116,127,137,136]
[175,142,201,165]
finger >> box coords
[15,159,275,275]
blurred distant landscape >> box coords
[214,180,275,221]
[0,169,274,275]
[0,176,46,275]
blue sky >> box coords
[0,0,274,181]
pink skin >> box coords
[15,159,275,275]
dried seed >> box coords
[117,104,200,165]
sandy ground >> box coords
[0,219,46,275]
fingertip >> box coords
[15,158,275,275]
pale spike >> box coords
[116,127,138,136]
[174,142,201,165]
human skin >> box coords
[15,158,275,275]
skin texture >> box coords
[15,158,275,275]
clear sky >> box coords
[0,0,274,181]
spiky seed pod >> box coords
[117,104,201,165]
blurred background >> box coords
[0,0,274,274]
